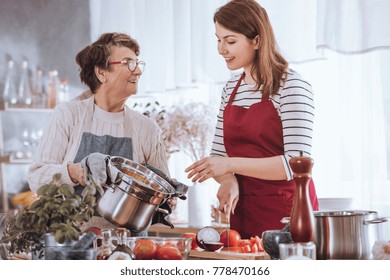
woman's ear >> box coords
[94,66,107,83]
[253,35,260,50]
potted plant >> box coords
[0,174,102,257]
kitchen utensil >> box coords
[97,156,176,232]
[107,156,175,196]
[289,153,315,242]
[108,228,134,259]
[314,210,389,259]
[46,233,97,260]
[261,230,293,260]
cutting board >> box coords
[189,249,270,260]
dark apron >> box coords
[223,73,319,238]
[73,97,146,236]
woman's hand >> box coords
[185,156,231,183]
[216,175,239,216]
[67,163,86,186]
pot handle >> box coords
[281,217,290,224]
[156,208,170,215]
[364,217,390,225]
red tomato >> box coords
[83,226,101,236]
[250,243,259,253]
[181,233,198,250]
[238,239,251,247]
[133,240,157,260]
[155,245,182,260]
[258,239,264,252]
[219,229,241,247]
[240,244,252,253]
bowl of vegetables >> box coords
[127,237,192,260]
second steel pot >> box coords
[314,210,389,259]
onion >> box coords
[196,227,224,251]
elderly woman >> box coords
[27,32,169,236]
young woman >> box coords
[186,0,318,238]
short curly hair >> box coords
[75,32,140,93]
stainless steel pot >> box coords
[97,157,175,232]
[314,210,389,260]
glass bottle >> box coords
[108,228,134,259]
[2,60,18,107]
[47,70,60,108]
[96,229,113,260]
[289,152,315,243]
[18,60,33,107]
[32,69,47,108]
[57,79,70,104]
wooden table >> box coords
[189,249,270,260]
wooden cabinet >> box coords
[0,105,52,212]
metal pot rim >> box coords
[115,181,166,205]
[314,210,377,217]
[108,156,175,195]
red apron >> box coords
[223,73,319,239]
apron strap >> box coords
[227,72,245,106]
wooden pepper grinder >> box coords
[289,151,315,242]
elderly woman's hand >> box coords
[67,163,86,186]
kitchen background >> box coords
[0,0,390,223]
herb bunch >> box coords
[0,174,102,254]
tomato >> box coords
[249,235,264,252]
[133,239,157,260]
[250,243,259,253]
[83,226,101,236]
[181,233,198,250]
[219,229,241,247]
[238,239,251,247]
[240,244,252,253]
[155,245,182,260]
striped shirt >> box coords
[210,69,314,180]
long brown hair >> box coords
[214,0,288,98]
[75,32,140,93]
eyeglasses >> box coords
[108,59,145,72]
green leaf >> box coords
[59,184,74,196]
[4,171,100,254]
[55,230,66,244]
[47,185,59,196]
[37,184,50,196]
[52,173,62,182]
[67,226,80,241]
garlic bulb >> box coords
[372,240,390,260]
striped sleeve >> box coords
[280,72,314,180]
[210,83,229,157]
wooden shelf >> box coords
[1,103,53,113]
[0,155,32,164]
